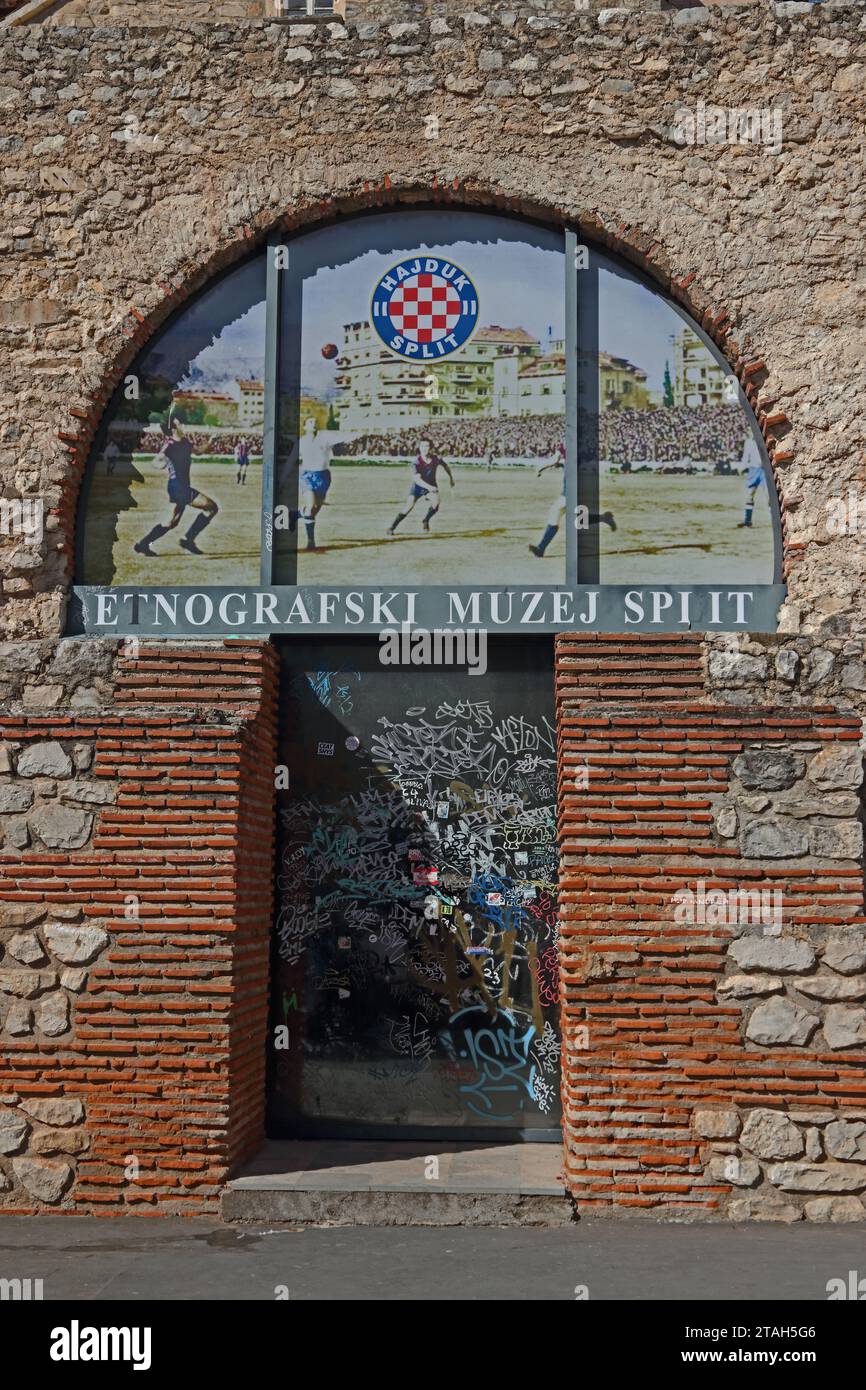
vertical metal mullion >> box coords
[261,234,284,586]
[575,244,600,586]
[564,229,579,592]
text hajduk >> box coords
[87,588,759,630]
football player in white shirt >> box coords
[737,433,766,529]
[295,417,334,552]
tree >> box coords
[663,361,674,407]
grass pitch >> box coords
[82,458,775,588]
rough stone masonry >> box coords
[0,0,865,1219]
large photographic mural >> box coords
[591,254,775,586]
[273,213,567,587]
[268,637,562,1138]
[78,254,267,587]
[72,209,784,636]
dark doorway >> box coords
[266,636,562,1142]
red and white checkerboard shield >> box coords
[387,273,464,345]
[372,257,479,357]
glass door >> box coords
[267,635,562,1141]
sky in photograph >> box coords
[299,238,566,399]
[599,267,692,397]
[140,257,267,398]
[129,237,719,409]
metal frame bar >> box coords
[260,235,285,585]
[564,229,579,590]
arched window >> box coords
[72,210,783,636]
[77,252,267,588]
[578,246,782,592]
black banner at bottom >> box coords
[3,1298,861,1377]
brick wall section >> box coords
[556,632,706,703]
[556,633,866,1220]
[228,651,279,1173]
[0,641,278,1214]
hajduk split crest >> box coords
[371,256,479,359]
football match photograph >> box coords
[79,253,268,587]
[272,220,570,586]
[80,217,773,593]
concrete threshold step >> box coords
[222,1188,573,1226]
[222,1140,574,1227]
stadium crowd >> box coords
[105,405,747,469]
[334,405,746,466]
[106,424,264,458]
[600,405,745,467]
[332,416,563,461]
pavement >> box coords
[1,1215,865,1300]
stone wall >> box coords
[25,0,312,24]
[0,643,278,1213]
[557,634,866,1222]
[6,632,864,1220]
[6,0,662,28]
